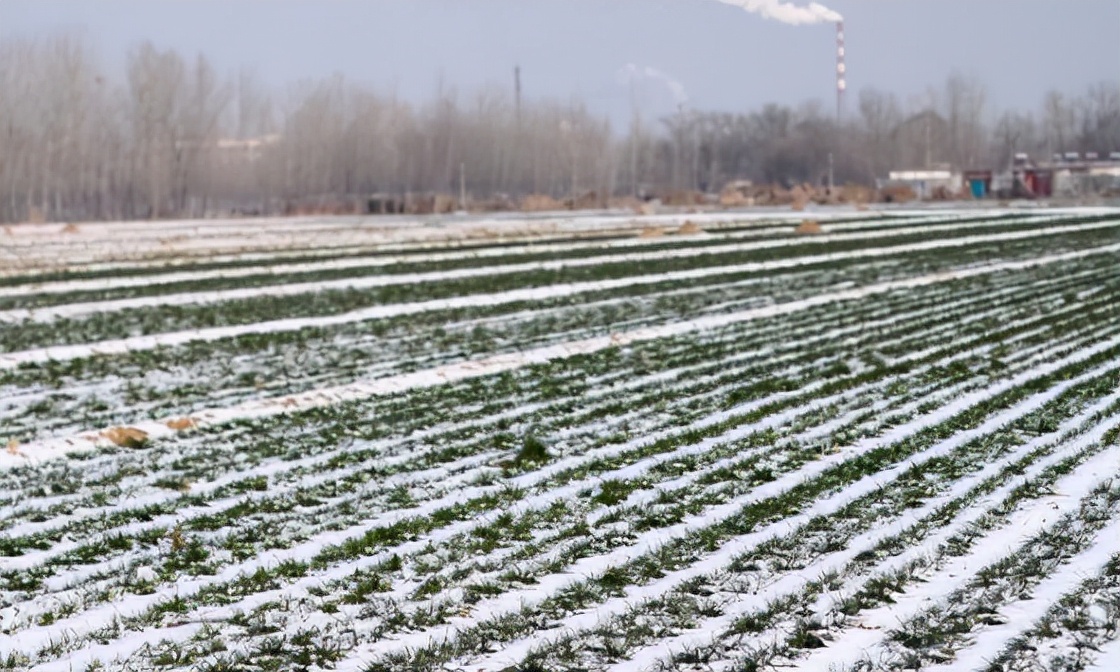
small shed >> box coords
[963,170,993,199]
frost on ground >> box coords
[1,208,1119,672]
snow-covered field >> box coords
[1,208,1119,671]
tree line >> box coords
[1,34,1118,223]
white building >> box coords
[877,169,963,200]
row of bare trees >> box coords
[1,34,1118,223]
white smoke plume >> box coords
[617,64,689,107]
[715,0,842,25]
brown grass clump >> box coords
[6,438,23,457]
[795,220,823,235]
[169,525,188,553]
[677,220,704,235]
[101,426,149,449]
[639,227,666,238]
[165,417,198,431]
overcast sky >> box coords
[2,0,1118,127]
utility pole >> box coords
[513,65,523,195]
[630,79,639,197]
[514,66,522,125]
[459,162,466,211]
[924,114,932,169]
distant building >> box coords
[965,151,1120,199]
[1038,152,1120,197]
[175,134,280,163]
[877,168,962,200]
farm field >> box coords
[1,207,1120,671]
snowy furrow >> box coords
[3,216,1115,325]
[0,210,872,275]
[6,315,1087,665]
[2,305,977,620]
[4,210,1120,671]
[6,315,1084,640]
[706,387,1120,670]
[0,271,978,509]
[796,448,1120,672]
[6,272,1093,663]
[0,212,1050,300]
[0,211,1013,285]
[3,251,1098,448]
[339,338,1120,670]
[1087,634,1120,671]
[7,242,1113,469]
[942,521,1120,671]
[611,390,1120,672]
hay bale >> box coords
[719,180,753,208]
[879,185,917,204]
[718,190,748,207]
[569,191,602,210]
[765,185,792,205]
[433,194,457,213]
[840,184,874,205]
[520,194,563,212]
[101,426,149,449]
[795,220,823,235]
[608,196,643,212]
[165,417,198,431]
[662,190,705,207]
[677,220,704,235]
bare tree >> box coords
[857,88,902,180]
[3,29,1116,224]
[1076,82,1120,152]
[127,42,186,218]
[942,73,988,169]
[992,111,1038,167]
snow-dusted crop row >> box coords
[1,209,1119,671]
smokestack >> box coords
[836,21,846,121]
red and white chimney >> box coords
[836,21,846,121]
